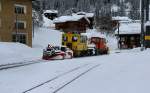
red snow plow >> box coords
[42,44,65,60]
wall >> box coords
[0,0,32,47]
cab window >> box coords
[80,36,87,43]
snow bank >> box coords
[0,42,41,65]
[106,35,118,50]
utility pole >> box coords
[146,0,149,21]
[141,0,145,51]
[117,22,120,49]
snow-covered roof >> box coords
[112,16,132,22]
[81,32,106,39]
[76,12,94,18]
[115,22,141,35]
[53,15,90,23]
[145,21,150,27]
[44,10,58,14]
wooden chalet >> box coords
[44,10,58,20]
[54,15,90,33]
[112,16,132,32]
[115,21,141,49]
[76,12,94,29]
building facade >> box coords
[0,0,33,47]
[115,21,141,49]
[117,34,141,49]
[54,15,90,34]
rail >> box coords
[22,63,100,93]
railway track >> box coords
[0,59,47,70]
[22,63,100,93]
[0,52,106,71]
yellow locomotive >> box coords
[62,32,109,57]
[62,32,88,57]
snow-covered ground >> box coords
[0,42,41,65]
[58,50,150,93]
[0,48,150,93]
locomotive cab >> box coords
[62,32,88,57]
[91,37,109,54]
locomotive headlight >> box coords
[72,36,78,41]
[63,36,68,41]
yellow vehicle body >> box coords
[145,36,150,40]
[62,33,88,57]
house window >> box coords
[80,36,87,43]
[121,37,125,41]
[15,21,26,29]
[12,34,26,44]
[131,36,134,40]
[15,4,26,14]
